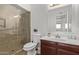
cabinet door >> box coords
[57,49,78,55]
[41,44,57,55]
[58,43,79,53]
[41,44,47,55]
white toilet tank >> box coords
[32,33,41,43]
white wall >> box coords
[31,4,48,36]
[72,4,79,34]
[48,5,72,34]
[48,10,56,33]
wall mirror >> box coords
[56,10,72,32]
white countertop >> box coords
[40,36,79,45]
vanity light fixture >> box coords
[49,4,60,7]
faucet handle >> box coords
[47,33,51,37]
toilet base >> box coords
[27,48,36,55]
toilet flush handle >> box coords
[32,41,33,43]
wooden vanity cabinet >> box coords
[41,40,79,55]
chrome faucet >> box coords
[56,34,60,38]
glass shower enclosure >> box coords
[0,4,31,55]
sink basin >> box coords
[50,36,67,40]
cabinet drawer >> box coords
[58,43,79,53]
[41,44,57,55]
[58,49,78,55]
[41,40,57,47]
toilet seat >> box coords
[23,42,37,51]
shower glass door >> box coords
[0,4,30,55]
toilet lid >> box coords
[24,42,37,48]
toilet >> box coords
[23,34,41,55]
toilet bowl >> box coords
[23,42,37,55]
[23,33,41,55]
